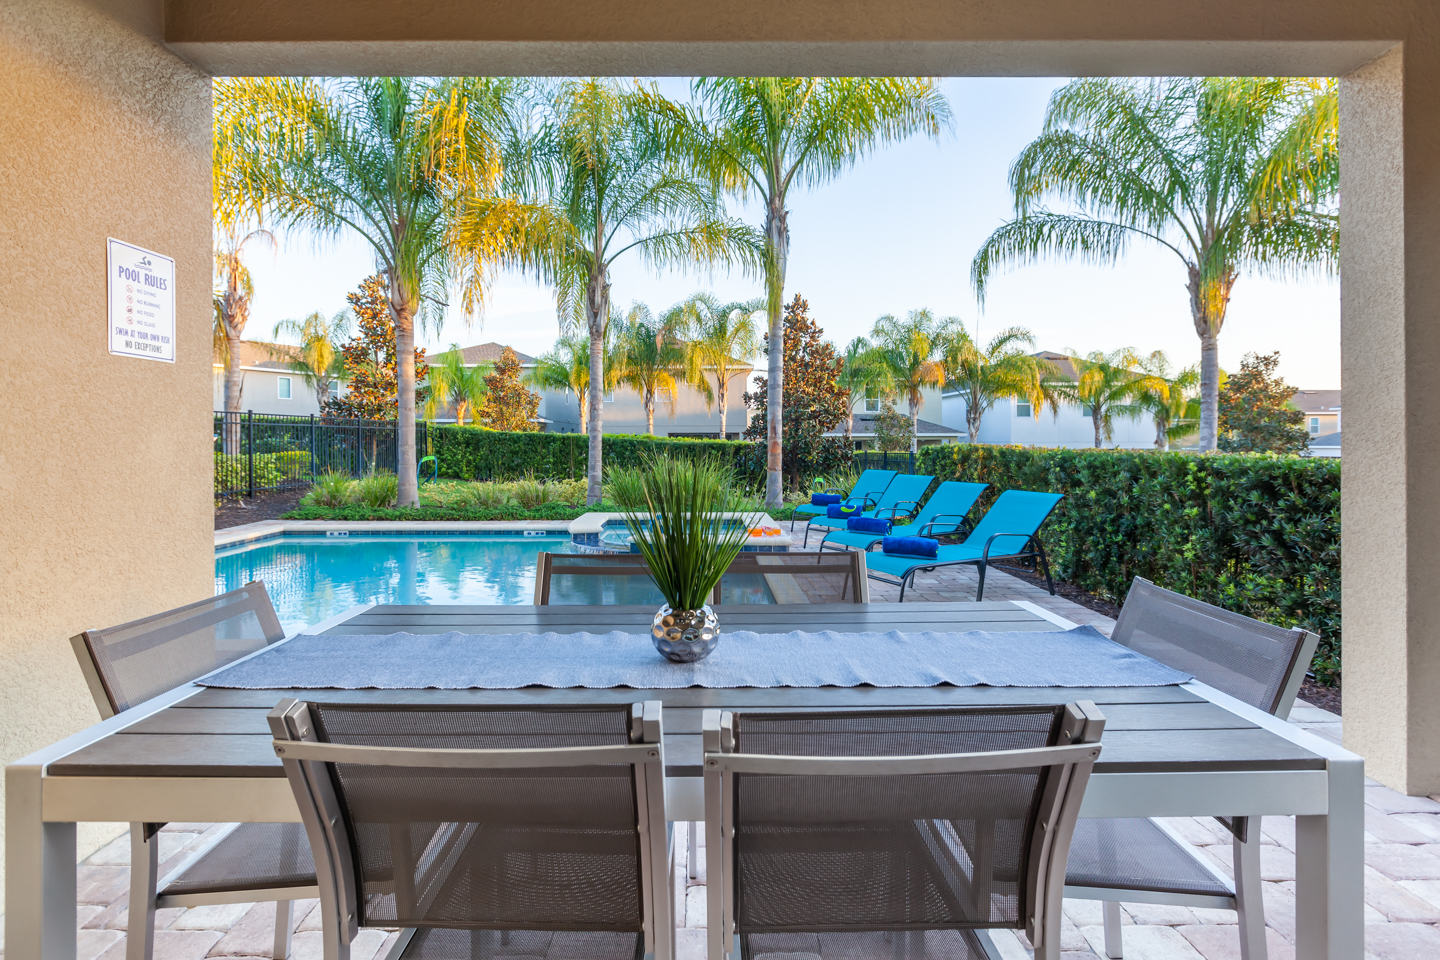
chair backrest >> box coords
[704,703,1104,960]
[1111,577,1318,719]
[71,581,284,717]
[867,472,935,514]
[900,480,988,534]
[535,551,869,604]
[270,699,672,958]
[848,469,896,502]
[964,490,1065,556]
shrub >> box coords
[214,451,311,495]
[918,444,1341,683]
[511,473,562,510]
[353,470,399,508]
[431,428,765,485]
[309,471,356,507]
[459,481,513,509]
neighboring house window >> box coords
[1310,417,1320,434]
[277,376,292,400]
[603,389,615,403]
[1081,404,1094,417]
[863,386,880,413]
[1016,401,1032,418]
[329,380,340,395]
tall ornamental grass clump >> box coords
[919,444,1341,682]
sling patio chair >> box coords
[800,472,936,547]
[791,468,897,520]
[1063,577,1319,960]
[534,550,869,605]
[703,702,1106,960]
[815,480,989,555]
[269,699,674,960]
[70,581,316,960]
[864,489,1064,601]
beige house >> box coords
[444,341,753,438]
[212,340,343,416]
[1294,388,1342,438]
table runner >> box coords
[200,626,1190,690]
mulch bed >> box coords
[215,488,308,529]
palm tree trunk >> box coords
[763,197,788,509]
[645,386,655,435]
[1189,266,1232,452]
[585,271,609,506]
[909,394,920,454]
[393,304,418,508]
[223,328,243,455]
[1155,416,1166,450]
[1092,410,1103,448]
[717,373,728,439]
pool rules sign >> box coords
[108,238,175,362]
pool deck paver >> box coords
[38,523,1429,960]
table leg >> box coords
[5,763,77,960]
[1295,756,1364,960]
[125,825,158,960]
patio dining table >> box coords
[6,601,1362,960]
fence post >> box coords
[357,419,364,476]
[309,414,317,483]
[246,409,254,499]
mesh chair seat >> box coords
[1066,818,1232,899]
[399,928,643,960]
[162,822,316,896]
[741,929,992,960]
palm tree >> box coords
[214,76,537,506]
[528,329,624,431]
[673,293,764,439]
[500,80,762,504]
[213,226,274,453]
[1130,351,1201,450]
[1051,349,1165,448]
[423,345,492,426]
[271,309,351,409]
[615,302,690,435]
[868,309,953,453]
[939,325,1058,442]
[971,78,1337,451]
[837,338,895,444]
[656,78,951,506]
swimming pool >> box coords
[215,534,772,634]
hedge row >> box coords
[431,428,766,487]
[918,445,1342,682]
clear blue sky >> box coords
[242,77,1341,389]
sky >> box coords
[241,77,1341,389]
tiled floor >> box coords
[38,536,1440,960]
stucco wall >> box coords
[0,0,213,896]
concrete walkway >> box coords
[35,535,1440,960]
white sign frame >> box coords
[107,238,175,363]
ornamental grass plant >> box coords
[309,470,356,507]
[353,470,399,508]
[612,457,754,611]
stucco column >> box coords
[1341,43,1440,795]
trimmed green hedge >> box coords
[432,428,765,486]
[918,445,1341,682]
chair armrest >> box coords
[981,532,1041,561]
[875,501,920,521]
[918,514,972,538]
[845,495,879,510]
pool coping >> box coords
[215,519,574,550]
[567,511,793,552]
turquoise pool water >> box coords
[215,534,771,634]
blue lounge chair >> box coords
[865,489,1064,601]
[816,480,989,554]
[792,469,897,520]
[801,472,935,547]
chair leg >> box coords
[975,561,988,601]
[1034,540,1056,595]
[1234,825,1268,960]
[1102,900,1124,959]
[273,900,294,959]
[126,824,158,960]
[687,821,698,880]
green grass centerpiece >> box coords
[611,458,752,663]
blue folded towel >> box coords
[848,516,890,535]
[826,504,861,519]
[882,536,939,559]
[811,493,842,506]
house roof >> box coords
[1033,350,1080,381]
[1310,430,1342,448]
[833,414,962,438]
[214,340,300,371]
[1293,389,1342,414]
[446,342,538,366]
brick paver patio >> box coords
[25,530,1438,960]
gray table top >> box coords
[47,602,1326,779]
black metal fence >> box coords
[852,451,920,474]
[213,411,428,498]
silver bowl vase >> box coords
[651,604,720,663]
